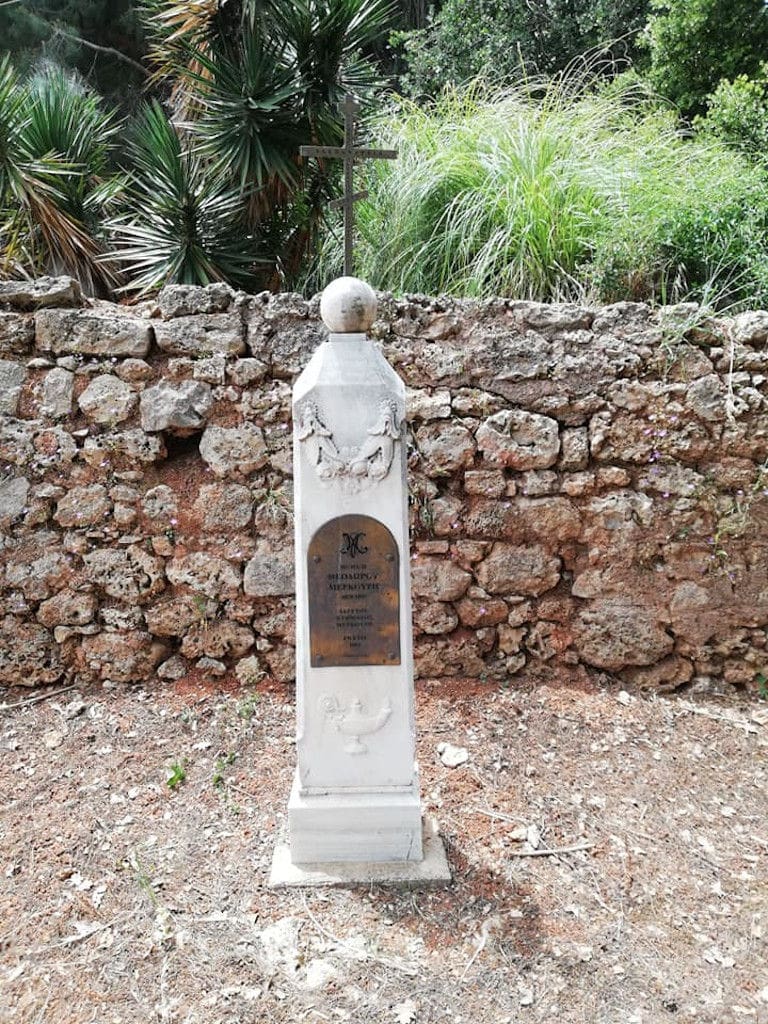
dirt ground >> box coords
[2,672,768,1024]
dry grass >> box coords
[2,676,768,1023]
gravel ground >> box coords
[2,675,768,1024]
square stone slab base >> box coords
[268,817,452,889]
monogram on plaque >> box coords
[307,514,400,667]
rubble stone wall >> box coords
[1,277,766,694]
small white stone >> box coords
[320,276,377,333]
[437,742,468,768]
[43,729,66,749]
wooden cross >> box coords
[301,93,397,277]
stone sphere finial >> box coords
[320,276,377,334]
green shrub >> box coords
[697,65,768,162]
[315,75,768,307]
[644,0,768,117]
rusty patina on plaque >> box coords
[308,514,400,667]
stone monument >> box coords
[268,277,450,885]
[269,93,449,886]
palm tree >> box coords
[0,60,123,292]
[117,0,395,292]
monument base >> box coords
[285,772,424,863]
[269,815,451,889]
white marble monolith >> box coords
[270,277,448,882]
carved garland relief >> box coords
[297,399,401,490]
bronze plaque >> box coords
[308,515,400,667]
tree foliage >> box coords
[645,0,768,117]
[395,0,650,96]
[0,1,146,108]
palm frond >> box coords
[107,100,264,294]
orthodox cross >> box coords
[301,93,397,277]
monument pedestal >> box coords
[286,770,423,863]
[269,815,450,889]
[269,277,449,888]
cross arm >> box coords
[300,145,397,161]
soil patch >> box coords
[2,676,767,1023]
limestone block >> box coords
[78,632,168,683]
[248,321,324,378]
[560,472,595,497]
[574,599,674,670]
[520,470,559,496]
[235,654,265,685]
[194,483,253,531]
[140,380,213,433]
[509,300,593,332]
[228,357,268,386]
[451,388,504,417]
[113,503,136,527]
[78,374,137,424]
[154,312,245,356]
[414,602,459,635]
[685,374,728,422]
[414,635,487,678]
[427,495,465,536]
[193,354,227,384]
[144,596,202,637]
[636,463,704,496]
[33,427,77,472]
[476,542,561,596]
[40,367,74,418]
[35,309,151,358]
[455,595,509,627]
[0,276,82,310]
[497,624,526,654]
[158,282,237,318]
[0,617,63,687]
[100,606,143,631]
[244,550,294,597]
[115,359,153,383]
[199,423,268,477]
[142,485,177,519]
[0,476,29,524]
[464,470,505,498]
[166,552,241,598]
[731,310,768,346]
[0,360,25,414]
[253,603,295,639]
[82,429,166,465]
[55,485,111,528]
[7,551,73,601]
[476,409,560,470]
[82,545,166,604]
[37,589,97,628]
[406,387,452,422]
[621,655,694,691]
[415,421,476,474]
[411,557,472,601]
[157,655,188,681]
[264,644,295,682]
[180,620,254,659]
[559,427,589,471]
[0,312,34,354]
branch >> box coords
[52,26,149,77]
[0,684,77,712]
[508,841,594,858]
[0,1,23,7]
